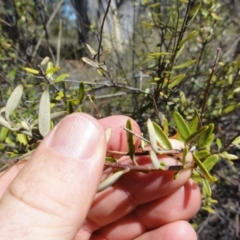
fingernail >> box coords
[48,114,101,159]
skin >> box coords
[0,113,201,240]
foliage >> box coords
[1,0,240,238]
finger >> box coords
[0,113,106,240]
[98,115,141,152]
[91,180,200,239]
[79,145,195,236]
[0,161,25,197]
[134,220,197,240]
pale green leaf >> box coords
[24,67,39,74]
[126,119,136,164]
[203,155,219,171]
[39,91,50,137]
[98,169,129,192]
[5,84,23,121]
[152,121,172,150]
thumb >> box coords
[0,113,106,240]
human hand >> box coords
[0,113,201,240]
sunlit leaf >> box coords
[202,177,212,197]
[86,43,97,56]
[39,91,50,137]
[203,155,219,171]
[46,67,60,74]
[54,73,70,83]
[193,153,217,182]
[169,74,185,88]
[0,127,8,141]
[194,150,210,160]
[179,31,197,48]
[152,121,172,150]
[220,151,238,160]
[98,169,129,192]
[189,115,199,133]
[82,57,99,68]
[105,128,112,143]
[173,111,191,141]
[40,57,50,66]
[173,60,196,69]
[24,67,39,74]
[17,133,28,145]
[5,84,23,121]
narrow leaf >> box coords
[24,67,39,74]
[193,153,217,182]
[203,155,219,171]
[105,128,112,143]
[40,57,50,66]
[189,115,199,133]
[46,67,60,74]
[126,119,136,164]
[173,111,191,141]
[39,91,50,137]
[98,169,129,192]
[149,150,160,169]
[82,57,99,68]
[185,126,209,144]
[0,116,11,129]
[197,123,214,147]
[202,178,212,197]
[169,74,185,88]
[54,73,69,83]
[152,121,172,149]
[5,84,23,121]
[147,118,160,153]
[173,60,196,69]
[78,82,85,103]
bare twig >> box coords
[97,0,111,62]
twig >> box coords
[97,0,111,62]
[104,161,186,172]
[199,48,220,128]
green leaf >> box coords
[179,31,197,48]
[169,74,185,88]
[189,115,199,133]
[202,177,212,197]
[98,169,129,192]
[24,67,39,74]
[54,73,70,83]
[223,103,239,114]
[152,121,172,150]
[5,84,23,121]
[105,157,117,162]
[38,91,50,137]
[203,155,219,171]
[173,111,191,141]
[219,151,238,160]
[196,123,214,147]
[126,119,136,164]
[194,150,210,160]
[216,138,222,150]
[189,2,202,21]
[185,126,209,144]
[0,127,8,141]
[78,82,85,103]
[147,52,172,58]
[193,153,217,182]
[173,60,196,69]
[17,133,28,145]
[46,67,60,74]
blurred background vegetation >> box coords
[0,0,240,239]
